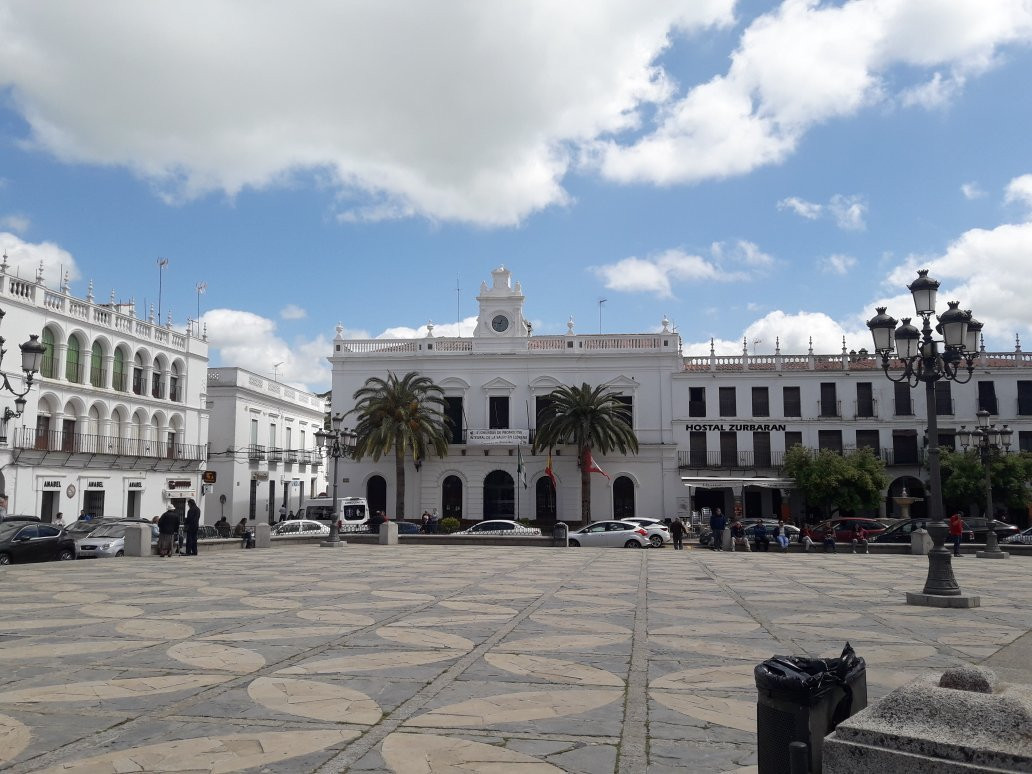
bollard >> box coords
[124,524,151,557]
[379,521,398,545]
[254,523,271,549]
[552,522,569,547]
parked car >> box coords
[0,521,76,565]
[568,520,651,548]
[272,519,331,537]
[1004,526,1032,545]
[959,517,1019,543]
[873,519,974,544]
[698,519,799,546]
[76,521,160,559]
[64,518,118,538]
[454,520,542,536]
[621,517,670,547]
[0,514,41,523]
[807,518,888,543]
[395,521,422,534]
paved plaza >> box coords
[0,545,1029,773]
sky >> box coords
[2,0,1032,393]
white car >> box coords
[272,519,331,537]
[568,520,652,548]
[454,520,542,536]
[1004,526,1032,545]
[621,517,670,547]
[76,521,159,558]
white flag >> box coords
[517,447,528,489]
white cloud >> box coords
[0,214,30,233]
[778,193,866,230]
[819,254,857,275]
[961,182,986,200]
[1004,173,1032,213]
[0,231,79,287]
[0,2,734,226]
[777,196,822,219]
[828,194,867,231]
[280,304,306,320]
[379,315,480,339]
[201,308,336,391]
[682,310,866,357]
[592,245,758,298]
[601,0,1032,185]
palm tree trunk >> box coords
[580,446,591,526]
[395,443,406,519]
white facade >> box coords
[328,267,1032,527]
[204,367,327,525]
[0,265,209,522]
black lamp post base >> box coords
[906,590,981,608]
[975,549,1009,559]
[319,540,347,548]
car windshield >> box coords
[87,525,127,538]
[0,523,21,538]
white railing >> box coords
[337,333,674,356]
[682,350,1031,372]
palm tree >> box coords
[532,382,638,526]
[349,371,451,519]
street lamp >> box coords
[314,412,357,547]
[957,409,1013,559]
[867,269,981,606]
[0,310,47,439]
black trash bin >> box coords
[754,642,866,774]
[552,522,568,547]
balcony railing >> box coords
[18,428,207,460]
[132,373,145,396]
[677,450,786,469]
[818,399,841,418]
[248,444,266,461]
[894,398,914,416]
[976,398,998,415]
[853,399,877,419]
[1019,397,1032,416]
[65,362,85,384]
[286,449,298,463]
[935,398,955,416]
[89,368,106,389]
[883,447,924,466]
[268,447,283,463]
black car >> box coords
[961,518,1019,543]
[873,519,974,543]
[0,521,76,565]
[394,521,422,535]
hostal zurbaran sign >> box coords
[685,423,788,432]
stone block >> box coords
[938,666,997,694]
[124,524,151,557]
[905,591,980,608]
[824,670,1032,773]
[910,529,932,555]
[254,522,271,549]
[721,529,732,551]
[379,521,398,545]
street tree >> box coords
[783,445,887,520]
[349,371,450,519]
[939,449,1032,516]
[532,382,638,526]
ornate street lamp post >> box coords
[957,410,1013,559]
[0,310,47,439]
[314,412,357,548]
[867,269,982,606]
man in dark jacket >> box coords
[669,517,688,550]
[184,499,201,556]
[710,508,727,551]
[157,506,180,557]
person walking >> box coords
[710,508,727,551]
[949,511,965,557]
[669,517,688,550]
[278,503,287,522]
[184,498,201,556]
[157,506,180,558]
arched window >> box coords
[151,358,163,398]
[132,353,144,395]
[613,476,635,520]
[66,335,82,383]
[535,476,556,523]
[40,328,56,378]
[483,470,514,519]
[367,475,387,515]
[169,363,180,401]
[90,342,104,388]
[442,475,463,519]
[112,349,126,391]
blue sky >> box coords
[2,1,1032,391]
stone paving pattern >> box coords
[0,545,1029,773]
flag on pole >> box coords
[545,450,558,488]
[517,447,528,489]
[584,449,610,479]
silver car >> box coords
[76,522,158,558]
[622,517,670,547]
[568,520,652,548]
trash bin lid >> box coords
[754,643,865,702]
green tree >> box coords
[783,445,887,519]
[940,449,1032,516]
[349,371,450,519]
[531,382,638,526]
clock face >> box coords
[491,314,509,332]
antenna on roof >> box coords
[456,276,460,336]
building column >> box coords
[160,367,171,400]
[54,343,68,382]
[102,354,114,390]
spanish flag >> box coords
[545,450,558,488]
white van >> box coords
[298,496,369,529]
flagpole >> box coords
[515,446,520,521]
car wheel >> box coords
[0,552,10,566]
[115,550,124,558]
[649,535,664,548]
[624,540,643,548]
[57,549,75,561]
[568,539,580,547]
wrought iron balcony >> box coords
[17,428,207,461]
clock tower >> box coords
[473,266,528,338]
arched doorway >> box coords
[367,475,387,516]
[613,476,635,519]
[483,470,514,519]
[535,477,556,524]
[886,476,926,519]
[442,475,463,519]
